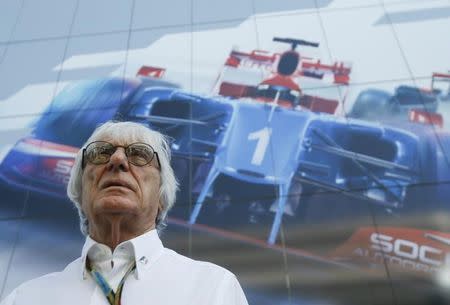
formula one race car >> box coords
[349,72,450,129]
[213,37,352,115]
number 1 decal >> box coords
[248,127,272,165]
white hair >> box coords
[67,121,178,235]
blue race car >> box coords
[0,77,178,198]
[121,86,450,244]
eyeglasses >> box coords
[82,141,161,169]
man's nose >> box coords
[106,148,129,171]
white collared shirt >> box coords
[0,230,249,305]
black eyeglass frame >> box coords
[81,141,161,170]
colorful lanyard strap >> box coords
[86,258,137,305]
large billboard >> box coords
[1,1,450,304]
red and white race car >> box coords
[212,37,352,115]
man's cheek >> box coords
[81,179,96,209]
[80,189,89,214]
[83,170,98,197]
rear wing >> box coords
[223,49,277,70]
[431,72,450,98]
[136,66,166,78]
[431,72,450,88]
[300,60,352,85]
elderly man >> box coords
[1,121,248,305]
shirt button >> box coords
[139,256,148,265]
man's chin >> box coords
[96,196,137,214]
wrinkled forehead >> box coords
[85,125,158,149]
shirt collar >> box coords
[80,229,164,280]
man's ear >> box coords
[155,202,163,225]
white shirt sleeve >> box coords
[0,288,17,305]
[213,272,249,305]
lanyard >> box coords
[87,258,136,305]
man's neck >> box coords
[89,215,154,250]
